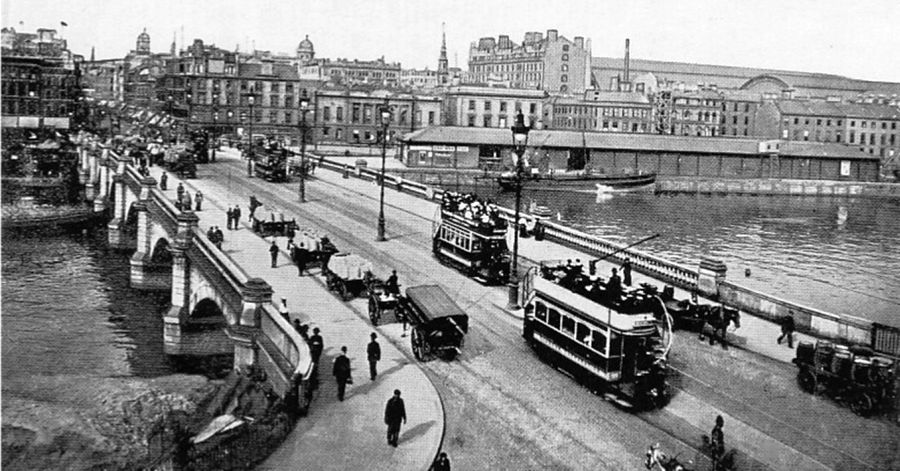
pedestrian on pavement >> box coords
[295,242,309,276]
[710,415,725,471]
[778,311,796,348]
[309,327,324,364]
[620,258,633,286]
[195,191,203,211]
[160,172,168,191]
[270,241,279,268]
[181,191,192,211]
[333,346,352,401]
[279,298,290,321]
[226,207,234,230]
[214,227,224,249]
[431,452,451,471]
[367,333,381,381]
[176,182,185,202]
[384,389,407,447]
[233,205,242,230]
[249,195,262,221]
[286,238,295,253]
[206,227,215,243]
[174,198,183,211]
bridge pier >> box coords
[228,278,274,370]
[107,173,130,249]
[85,151,99,201]
[164,212,199,354]
[93,158,110,213]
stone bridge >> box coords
[78,144,313,401]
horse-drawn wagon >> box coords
[251,215,299,238]
[366,273,401,326]
[794,340,897,416]
[323,253,373,301]
[293,231,338,271]
[402,285,469,361]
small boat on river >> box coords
[497,170,656,194]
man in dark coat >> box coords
[432,452,451,471]
[226,207,234,230]
[159,172,168,190]
[294,242,309,276]
[778,312,796,348]
[269,241,279,268]
[176,183,185,202]
[606,268,622,300]
[384,389,407,447]
[308,327,324,364]
[332,346,352,401]
[367,333,381,381]
[213,227,224,249]
[386,270,399,296]
[620,258,633,286]
[710,415,725,471]
[232,205,242,230]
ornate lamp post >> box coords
[507,110,531,309]
[298,98,310,202]
[376,100,392,242]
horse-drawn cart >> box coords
[366,275,401,326]
[402,285,469,361]
[324,253,373,301]
[252,215,299,237]
[294,232,338,270]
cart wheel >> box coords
[368,298,379,326]
[850,392,874,416]
[797,368,816,393]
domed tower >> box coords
[296,35,315,64]
[136,28,150,55]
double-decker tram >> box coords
[432,192,509,284]
[522,260,672,410]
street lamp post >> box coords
[376,100,392,242]
[507,110,531,310]
[241,87,258,176]
[298,98,310,202]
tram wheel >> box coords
[797,368,816,394]
[850,392,874,416]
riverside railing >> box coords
[311,154,899,354]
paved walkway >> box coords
[301,156,813,366]
[149,161,444,471]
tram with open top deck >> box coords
[432,191,509,284]
[522,260,671,410]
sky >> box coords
[3,0,900,82]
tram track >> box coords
[201,158,885,470]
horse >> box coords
[698,305,741,349]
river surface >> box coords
[1,228,174,381]
[476,188,900,326]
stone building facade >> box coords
[313,89,441,145]
[442,86,546,129]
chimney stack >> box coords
[624,38,631,84]
[574,36,584,49]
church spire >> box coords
[90,46,95,62]
[170,32,176,56]
[438,22,449,85]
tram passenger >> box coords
[607,268,623,300]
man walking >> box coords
[176,183,185,203]
[270,241,279,268]
[195,191,203,211]
[232,205,242,230]
[309,327,324,364]
[710,415,725,471]
[778,312,796,348]
[159,172,168,191]
[367,333,381,381]
[213,226,224,249]
[384,389,407,447]
[226,207,233,230]
[332,346,352,401]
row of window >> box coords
[553,118,649,133]
[319,127,397,143]
[468,114,538,128]
[467,100,539,114]
[1,100,71,116]
[554,106,650,118]
[471,62,545,74]
[788,117,898,130]
[533,300,614,356]
[320,104,436,126]
[438,225,478,252]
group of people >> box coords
[225,205,243,230]
[206,226,225,249]
[170,181,203,212]
[441,191,503,226]
[543,258,635,303]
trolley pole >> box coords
[298,99,309,202]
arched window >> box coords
[562,54,569,61]
[561,75,568,83]
[560,85,568,93]
[561,64,568,72]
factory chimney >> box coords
[624,38,631,83]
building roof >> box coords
[583,91,650,104]
[401,126,877,160]
[775,100,900,119]
[445,86,547,99]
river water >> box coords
[1,228,174,381]
[480,189,900,326]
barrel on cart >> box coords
[794,339,897,416]
[324,253,373,301]
[401,285,469,361]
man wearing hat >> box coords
[367,333,381,381]
[384,389,407,447]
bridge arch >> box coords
[189,278,238,326]
[149,237,173,266]
[740,74,792,93]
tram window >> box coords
[591,330,607,354]
[561,316,575,335]
[548,308,561,329]
[577,323,591,344]
[472,239,482,252]
[609,332,622,356]
[535,302,547,321]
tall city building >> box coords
[467,29,592,95]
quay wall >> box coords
[315,154,899,356]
